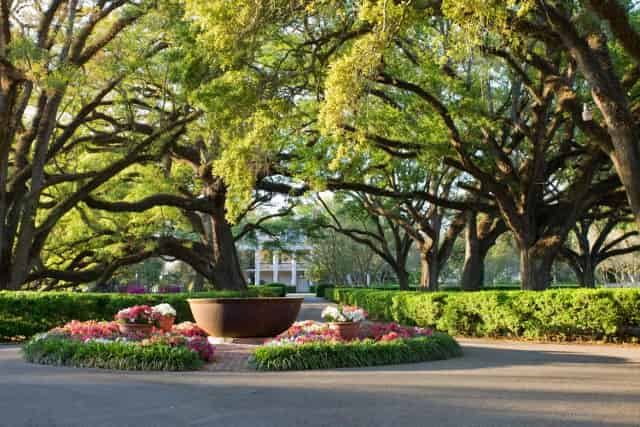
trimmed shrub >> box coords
[0,286,281,341]
[263,283,288,297]
[253,333,462,371]
[315,284,334,298]
[326,288,640,341]
[261,283,297,295]
[22,337,203,371]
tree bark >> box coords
[581,258,597,288]
[396,267,410,291]
[419,245,439,291]
[518,243,554,291]
[542,14,640,230]
[461,211,483,290]
[205,185,247,291]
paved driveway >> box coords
[2,340,639,426]
[1,296,639,426]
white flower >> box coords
[321,306,347,322]
[321,305,367,322]
[152,303,176,317]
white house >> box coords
[237,232,313,292]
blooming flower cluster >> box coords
[321,305,368,323]
[43,319,215,363]
[185,336,215,362]
[140,332,215,362]
[368,322,433,342]
[266,321,341,346]
[171,321,208,337]
[49,320,121,342]
[115,305,154,324]
[265,320,434,346]
[152,303,176,318]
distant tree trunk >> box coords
[396,267,410,291]
[461,211,483,291]
[192,274,205,292]
[581,259,596,288]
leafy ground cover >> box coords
[22,320,214,371]
[252,320,461,371]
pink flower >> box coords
[115,305,154,324]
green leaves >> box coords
[22,337,203,371]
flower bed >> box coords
[253,320,462,371]
[0,287,283,342]
[22,319,215,371]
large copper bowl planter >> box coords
[187,298,304,338]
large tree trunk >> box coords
[518,243,554,291]
[609,143,640,231]
[546,22,640,230]
[419,246,439,291]
[206,192,246,291]
[461,212,483,290]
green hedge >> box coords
[315,284,334,298]
[0,286,280,341]
[262,283,293,296]
[326,288,640,341]
[22,337,203,371]
[253,333,461,371]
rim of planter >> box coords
[187,297,304,303]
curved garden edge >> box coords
[251,333,462,371]
[22,337,205,371]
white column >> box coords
[273,252,279,283]
[366,273,371,287]
[254,248,261,285]
[291,253,297,289]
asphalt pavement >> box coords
[1,296,639,427]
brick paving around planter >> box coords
[204,343,258,372]
[202,293,335,372]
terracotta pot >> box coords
[330,321,361,341]
[118,323,153,337]
[187,297,303,338]
[157,316,175,333]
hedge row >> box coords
[252,333,462,371]
[326,288,640,341]
[262,283,297,295]
[22,337,203,371]
[0,286,281,341]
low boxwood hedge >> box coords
[326,288,640,341]
[315,284,334,298]
[0,286,281,341]
[252,333,461,371]
[262,283,294,296]
[22,336,203,371]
